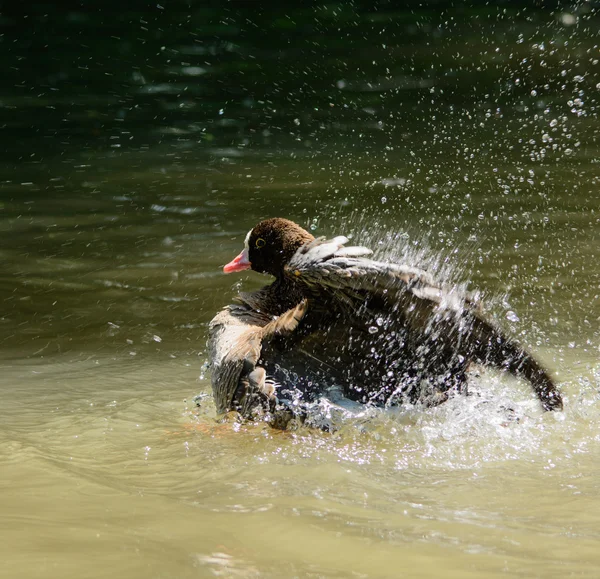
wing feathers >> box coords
[283,234,561,410]
[209,301,310,416]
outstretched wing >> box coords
[284,235,562,411]
[284,235,471,318]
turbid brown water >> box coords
[2,4,600,578]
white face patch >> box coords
[243,229,251,250]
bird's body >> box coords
[209,218,562,425]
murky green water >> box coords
[2,4,600,578]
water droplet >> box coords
[560,13,576,26]
[506,311,520,323]
[368,326,379,334]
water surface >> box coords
[2,4,600,578]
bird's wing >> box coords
[284,236,562,411]
[209,306,265,414]
[284,235,471,319]
[208,301,309,415]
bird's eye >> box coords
[255,238,266,248]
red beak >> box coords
[223,249,251,273]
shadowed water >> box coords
[2,4,600,578]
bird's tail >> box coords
[468,316,563,411]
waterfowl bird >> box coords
[209,218,562,424]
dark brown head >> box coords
[223,218,315,277]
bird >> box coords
[209,217,563,426]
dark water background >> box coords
[2,2,600,578]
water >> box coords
[2,4,600,578]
